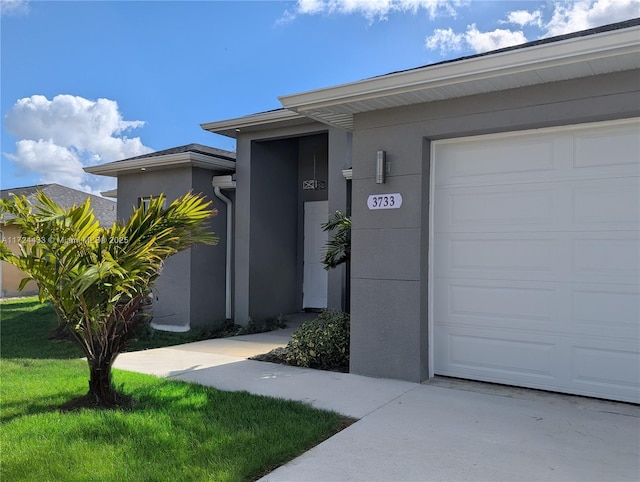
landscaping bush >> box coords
[285,311,350,371]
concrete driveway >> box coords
[115,326,640,482]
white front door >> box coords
[303,201,329,309]
[432,119,640,403]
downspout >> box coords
[212,175,236,320]
[342,168,353,313]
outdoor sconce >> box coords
[376,150,386,184]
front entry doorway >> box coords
[303,200,328,309]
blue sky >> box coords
[1,0,638,194]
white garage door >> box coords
[432,119,640,403]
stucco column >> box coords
[233,136,252,325]
[327,128,352,312]
[349,124,429,383]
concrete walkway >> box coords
[115,318,640,481]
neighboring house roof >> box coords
[84,143,236,177]
[1,183,117,227]
[204,19,640,135]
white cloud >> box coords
[465,24,528,52]
[282,0,465,22]
[297,0,327,14]
[545,0,640,37]
[6,140,86,190]
[504,9,543,27]
[426,24,527,54]
[425,27,464,54]
[4,94,153,195]
[426,0,639,56]
[0,0,29,16]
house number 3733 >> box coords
[367,193,403,210]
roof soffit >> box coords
[84,152,236,177]
[200,109,320,138]
[279,25,640,131]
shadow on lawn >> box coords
[0,391,85,424]
[0,298,84,360]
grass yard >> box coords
[0,298,350,481]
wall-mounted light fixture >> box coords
[302,150,326,190]
[376,150,386,184]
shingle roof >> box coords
[113,144,236,163]
[1,183,117,227]
[375,18,640,80]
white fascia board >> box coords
[84,152,236,177]
[200,109,307,133]
[279,26,640,112]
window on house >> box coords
[138,196,166,212]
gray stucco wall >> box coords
[349,70,640,382]
[189,167,231,327]
[327,128,352,312]
[117,168,193,330]
[116,165,229,330]
[233,124,351,323]
[249,138,300,321]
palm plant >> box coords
[0,191,216,408]
[322,210,351,270]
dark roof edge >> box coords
[375,18,640,79]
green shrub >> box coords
[285,311,350,371]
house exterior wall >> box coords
[0,223,39,297]
[349,69,640,382]
[117,167,193,329]
[190,167,231,326]
[116,166,227,330]
[327,128,352,312]
[248,138,300,321]
[233,125,351,323]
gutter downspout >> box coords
[212,175,236,320]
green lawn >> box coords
[1,297,350,482]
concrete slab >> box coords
[114,321,640,482]
[114,327,294,374]
[114,347,244,377]
[260,384,640,482]
[166,337,288,357]
[173,360,418,419]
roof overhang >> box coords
[201,109,319,138]
[279,25,640,131]
[84,151,236,177]
[101,189,118,198]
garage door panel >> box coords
[434,280,561,331]
[436,123,640,188]
[435,233,561,282]
[436,177,639,233]
[446,236,556,273]
[572,179,640,227]
[571,342,640,403]
[435,135,556,181]
[432,119,640,403]
[435,326,560,381]
[435,185,556,231]
[574,124,640,169]
[572,286,640,339]
[572,234,640,284]
[436,279,639,339]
